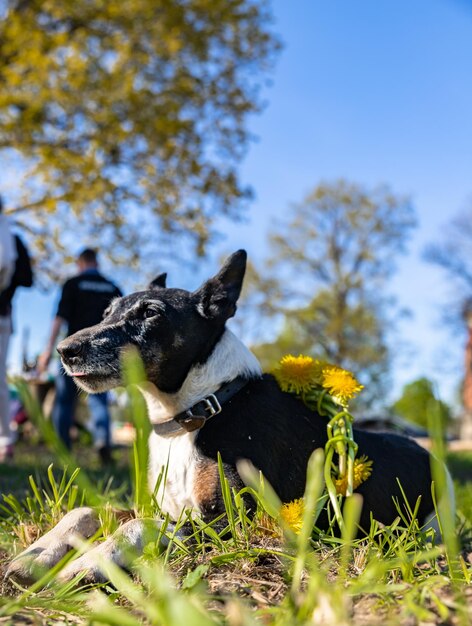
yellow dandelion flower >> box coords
[335,455,373,496]
[311,359,330,385]
[273,354,318,394]
[321,365,364,404]
[280,498,304,534]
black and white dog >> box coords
[6,250,451,585]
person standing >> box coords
[0,195,34,461]
[38,248,122,462]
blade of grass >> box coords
[291,448,325,597]
[121,347,152,516]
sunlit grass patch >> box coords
[0,496,471,624]
[0,357,471,625]
[1,445,470,626]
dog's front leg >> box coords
[56,518,182,585]
[5,507,100,585]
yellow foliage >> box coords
[0,0,280,270]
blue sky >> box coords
[7,0,472,407]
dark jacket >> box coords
[0,235,33,316]
[56,269,122,336]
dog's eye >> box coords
[143,307,159,319]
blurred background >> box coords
[2,0,472,439]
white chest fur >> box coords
[147,430,201,520]
[140,329,262,521]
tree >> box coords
[0,0,279,278]
[391,377,451,431]
[252,180,416,403]
[425,205,472,435]
[424,205,472,328]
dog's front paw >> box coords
[56,518,177,586]
[56,548,111,586]
[4,507,99,586]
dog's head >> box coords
[57,250,247,394]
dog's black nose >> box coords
[57,339,84,361]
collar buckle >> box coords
[154,378,248,436]
[176,394,223,432]
[198,393,221,419]
[189,394,222,419]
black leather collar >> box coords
[152,376,249,436]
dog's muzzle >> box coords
[57,337,85,364]
[56,331,122,393]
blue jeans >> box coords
[52,368,110,450]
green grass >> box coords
[2,448,470,528]
[0,443,130,504]
[0,443,471,625]
[446,451,472,483]
[447,451,472,529]
[0,374,471,626]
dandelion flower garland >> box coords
[322,365,364,406]
[273,354,320,394]
[335,455,373,496]
[280,498,304,534]
[272,354,372,531]
[273,355,363,405]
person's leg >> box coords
[87,392,111,455]
[0,315,12,458]
[51,367,77,449]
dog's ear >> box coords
[194,250,247,320]
[149,273,167,289]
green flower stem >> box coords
[325,434,357,490]
[301,386,360,530]
[323,446,345,532]
[313,389,329,415]
[325,434,357,449]
[346,455,355,497]
[346,419,356,496]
